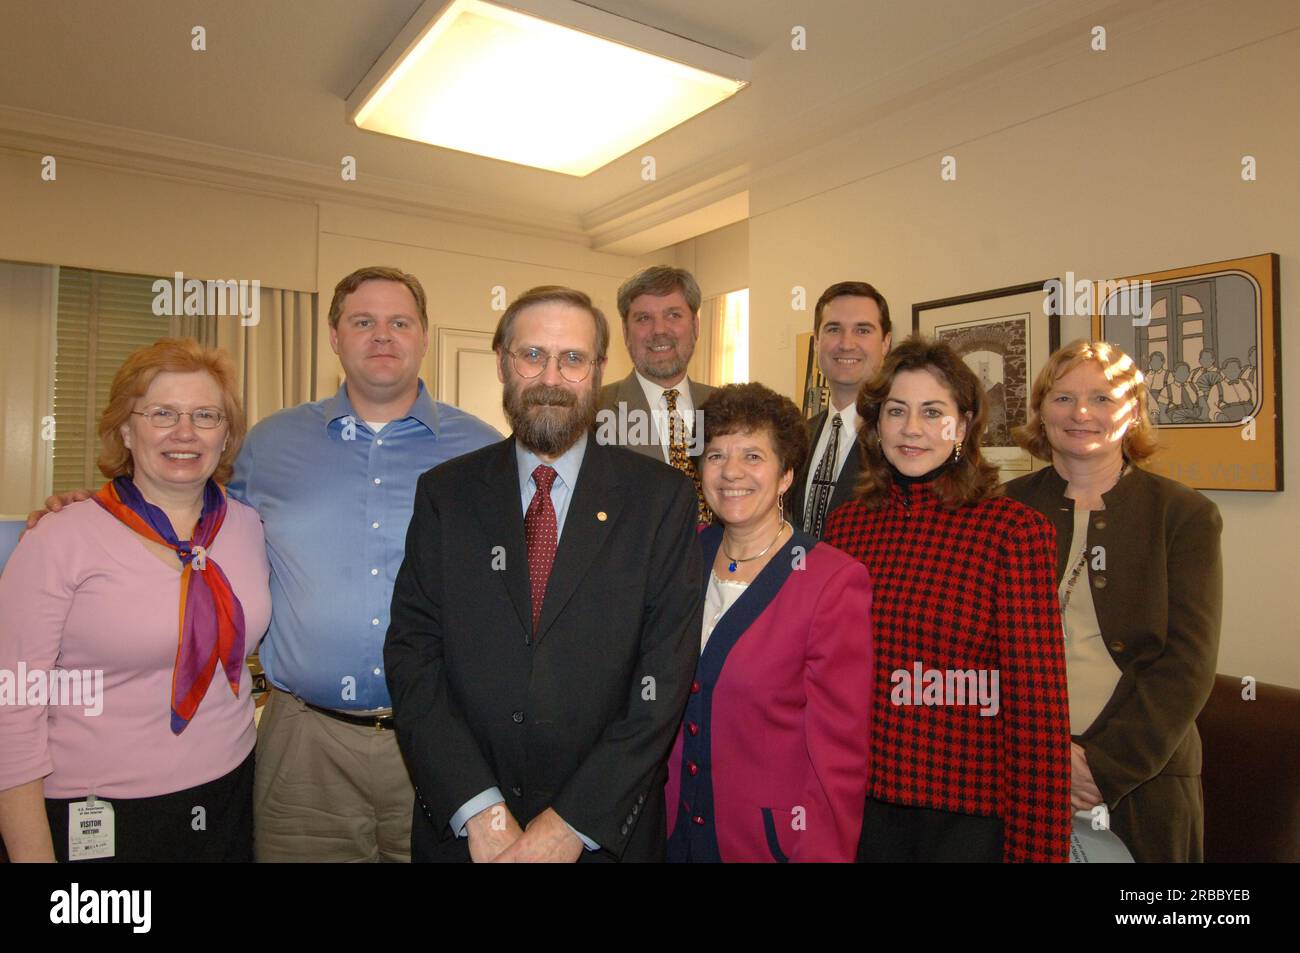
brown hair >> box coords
[616,266,702,324]
[853,335,999,510]
[1014,339,1158,463]
[492,285,610,363]
[700,383,809,479]
[328,266,428,330]
[814,281,892,337]
[98,338,246,485]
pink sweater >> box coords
[0,498,270,798]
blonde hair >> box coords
[1014,339,1158,463]
[98,338,246,485]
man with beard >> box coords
[385,285,703,862]
[598,266,715,522]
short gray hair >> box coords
[616,266,702,323]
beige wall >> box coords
[0,151,317,292]
[0,159,660,512]
[316,202,655,397]
[746,21,1300,686]
[671,220,749,299]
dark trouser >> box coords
[1108,774,1204,863]
[857,797,1003,862]
[45,750,254,863]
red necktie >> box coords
[525,464,558,634]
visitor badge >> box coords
[68,796,115,860]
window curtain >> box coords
[185,287,317,429]
[706,289,749,385]
[697,295,723,386]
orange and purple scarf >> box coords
[94,476,246,734]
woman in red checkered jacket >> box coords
[824,336,1072,862]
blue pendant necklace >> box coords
[723,519,789,573]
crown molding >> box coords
[0,104,595,245]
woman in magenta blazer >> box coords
[666,384,873,862]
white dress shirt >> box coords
[801,400,861,514]
[635,371,697,464]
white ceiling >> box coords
[0,0,1143,252]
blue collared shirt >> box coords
[516,431,588,540]
[228,380,500,711]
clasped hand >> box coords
[466,804,582,863]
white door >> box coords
[435,327,509,437]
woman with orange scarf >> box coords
[0,339,270,862]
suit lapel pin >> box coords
[597,511,607,521]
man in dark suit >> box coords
[597,266,715,521]
[385,285,702,863]
[788,282,893,538]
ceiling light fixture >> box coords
[346,0,750,177]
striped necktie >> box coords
[803,413,842,537]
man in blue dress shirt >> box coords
[27,265,498,860]
[230,266,499,861]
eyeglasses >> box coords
[508,347,597,383]
[131,406,227,429]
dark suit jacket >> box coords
[385,437,703,862]
[786,409,864,537]
[597,372,716,463]
[1002,464,1222,862]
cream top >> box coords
[1061,505,1121,735]
[702,571,748,652]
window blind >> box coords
[53,268,171,493]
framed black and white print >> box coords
[912,281,1060,479]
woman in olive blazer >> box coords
[1003,340,1222,862]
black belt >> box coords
[301,700,395,731]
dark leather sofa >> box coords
[1197,673,1300,862]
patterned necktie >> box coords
[664,388,713,525]
[803,413,842,537]
[525,464,558,634]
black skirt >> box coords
[45,750,254,863]
[857,796,1004,862]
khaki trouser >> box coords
[254,689,413,862]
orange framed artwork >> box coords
[1093,253,1282,492]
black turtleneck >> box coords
[888,460,949,493]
